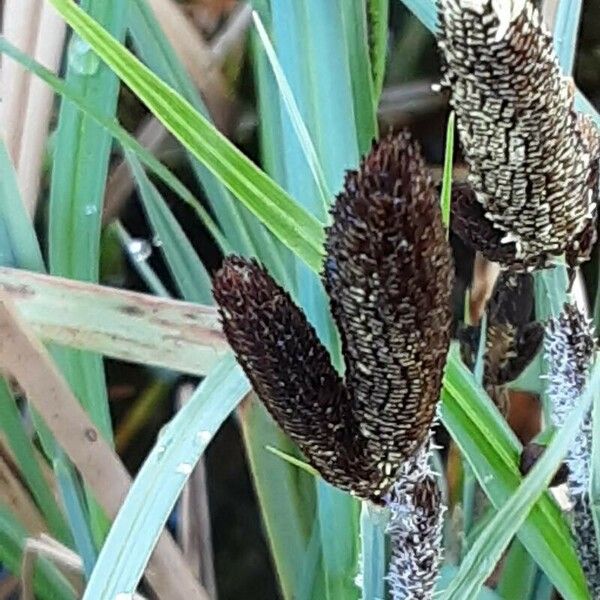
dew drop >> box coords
[151,234,163,247]
[176,462,194,475]
[68,37,100,76]
[196,430,212,446]
[155,444,166,457]
[84,204,98,216]
[127,239,152,262]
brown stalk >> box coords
[0,293,209,600]
[0,442,46,536]
[0,267,226,377]
[1,1,66,218]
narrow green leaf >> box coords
[127,152,213,305]
[443,361,599,599]
[46,0,325,273]
[49,0,127,546]
[441,351,590,600]
[266,446,319,477]
[127,0,260,261]
[240,400,325,600]
[54,458,97,578]
[252,10,331,207]
[497,540,538,600]
[83,354,248,599]
[368,0,389,104]
[0,381,70,544]
[0,139,45,272]
[341,0,378,152]
[0,503,77,600]
[360,502,388,600]
[440,111,455,232]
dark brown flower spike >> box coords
[437,0,600,271]
[324,130,454,477]
[214,132,454,503]
[212,257,371,496]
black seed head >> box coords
[438,1,600,270]
[324,130,454,478]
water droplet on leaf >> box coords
[127,239,152,262]
[68,37,100,76]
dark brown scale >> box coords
[324,130,454,480]
[437,0,600,271]
[458,272,543,414]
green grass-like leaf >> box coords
[367,0,389,104]
[443,360,600,599]
[127,152,213,305]
[82,354,249,599]
[0,380,70,544]
[440,111,455,233]
[0,503,77,600]
[47,0,325,273]
[441,351,590,600]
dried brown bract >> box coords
[324,130,454,490]
[438,0,600,271]
[214,131,454,503]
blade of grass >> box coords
[0,139,45,272]
[359,503,388,600]
[440,111,455,233]
[82,354,248,599]
[368,0,389,105]
[341,0,378,152]
[48,0,126,438]
[246,6,326,599]
[252,10,331,208]
[0,380,70,544]
[0,503,76,600]
[53,459,96,579]
[239,398,324,600]
[497,540,538,600]
[442,360,599,599]
[127,152,213,305]
[441,350,589,600]
[48,0,127,547]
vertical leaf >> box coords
[48,0,127,545]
